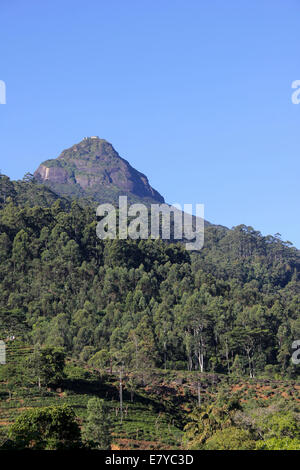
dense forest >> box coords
[0,174,299,377]
[0,174,299,450]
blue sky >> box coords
[0,0,299,247]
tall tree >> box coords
[83,398,112,450]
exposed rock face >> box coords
[35,165,69,184]
[34,137,164,204]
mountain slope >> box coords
[34,137,164,205]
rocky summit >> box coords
[34,137,165,205]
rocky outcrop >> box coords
[34,164,69,184]
[34,137,164,204]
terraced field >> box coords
[1,359,299,450]
[0,368,184,449]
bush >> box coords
[256,438,300,450]
[9,404,81,449]
[204,427,256,450]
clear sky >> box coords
[0,0,299,247]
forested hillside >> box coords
[0,173,299,450]
[0,174,299,378]
[0,173,70,210]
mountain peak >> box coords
[34,138,165,205]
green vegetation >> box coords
[0,173,299,450]
[0,173,70,209]
[28,347,66,388]
[183,392,300,450]
[8,404,81,450]
[83,397,112,449]
[204,427,256,450]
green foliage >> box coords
[0,174,70,209]
[183,400,241,449]
[0,191,299,378]
[64,362,90,380]
[204,427,256,450]
[256,437,300,450]
[83,397,112,449]
[0,171,299,451]
[184,394,300,450]
[8,404,81,449]
[257,411,300,440]
[27,347,66,387]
